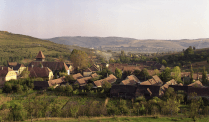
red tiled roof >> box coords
[91,73,98,78]
[188,80,203,87]
[72,73,83,80]
[29,61,69,71]
[0,67,14,77]
[48,77,66,86]
[35,51,45,59]
[152,75,163,85]
[27,67,51,78]
[8,62,17,66]
[84,68,92,72]
[76,77,91,86]
[93,74,117,87]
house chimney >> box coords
[41,65,43,68]
[32,65,34,68]
[1,67,3,70]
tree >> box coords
[115,68,122,79]
[133,69,141,78]
[20,67,30,78]
[102,80,111,93]
[172,66,181,83]
[154,69,160,76]
[160,67,172,83]
[122,70,132,79]
[70,49,89,70]
[162,59,167,66]
[202,66,208,85]
[65,84,73,95]
[8,102,27,121]
[184,47,194,56]
[139,68,149,80]
[85,83,93,91]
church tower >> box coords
[35,51,45,61]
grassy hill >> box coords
[0,31,93,65]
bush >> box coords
[1,103,9,110]
[8,102,27,121]
[0,89,2,94]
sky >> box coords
[0,0,209,40]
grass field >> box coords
[24,116,209,122]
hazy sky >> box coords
[0,0,209,39]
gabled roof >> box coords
[89,64,99,72]
[105,74,117,84]
[152,75,163,85]
[93,79,104,87]
[83,68,92,72]
[126,75,140,83]
[188,80,203,88]
[72,73,83,80]
[29,61,69,71]
[8,62,17,66]
[48,77,66,86]
[0,67,14,77]
[91,73,98,78]
[35,51,45,59]
[76,77,92,86]
[27,67,51,78]
[160,79,177,92]
[8,62,25,70]
[93,74,117,87]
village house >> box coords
[34,76,66,90]
[0,67,17,86]
[93,74,117,88]
[139,75,163,86]
[28,51,70,75]
[120,75,140,85]
[72,73,83,80]
[83,64,100,77]
[188,80,204,88]
[160,79,177,96]
[7,62,26,75]
[74,77,92,88]
[27,67,54,80]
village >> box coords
[0,50,208,100]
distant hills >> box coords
[46,36,209,52]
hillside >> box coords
[46,36,209,52]
[0,31,93,65]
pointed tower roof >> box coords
[35,51,45,59]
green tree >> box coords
[102,80,112,93]
[172,66,181,83]
[133,69,141,78]
[184,47,194,56]
[139,68,149,80]
[20,67,30,78]
[85,83,93,91]
[65,84,73,95]
[160,67,172,83]
[188,93,203,120]
[115,67,122,79]
[8,102,27,121]
[162,59,167,66]
[70,49,89,70]
[202,66,208,85]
